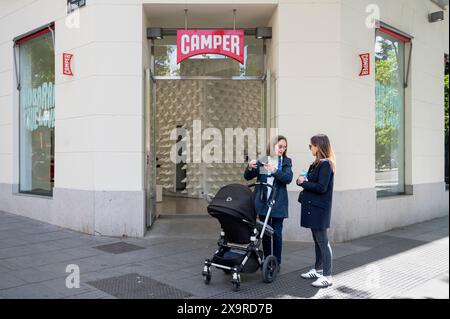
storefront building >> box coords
[0,0,448,241]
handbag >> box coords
[298,190,304,203]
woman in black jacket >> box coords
[244,135,293,268]
[297,134,336,288]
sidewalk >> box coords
[0,211,448,299]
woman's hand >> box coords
[264,163,277,173]
[248,160,257,169]
[297,176,306,185]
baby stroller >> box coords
[202,182,279,291]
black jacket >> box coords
[244,157,293,218]
[298,159,334,230]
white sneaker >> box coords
[300,269,323,279]
[312,276,333,288]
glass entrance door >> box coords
[146,33,268,221]
[144,68,157,227]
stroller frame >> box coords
[203,182,279,291]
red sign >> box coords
[359,53,370,76]
[177,29,245,64]
[63,53,74,76]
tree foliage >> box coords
[375,37,402,170]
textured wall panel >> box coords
[156,64,262,198]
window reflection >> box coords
[375,31,405,196]
[19,31,55,196]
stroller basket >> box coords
[212,247,262,274]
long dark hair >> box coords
[267,135,288,157]
[311,134,336,173]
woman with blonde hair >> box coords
[297,134,336,288]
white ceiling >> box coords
[144,4,277,28]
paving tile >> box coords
[64,290,116,299]
[0,274,28,290]
[6,267,67,284]
[0,283,64,299]
[0,246,37,259]
[37,277,94,298]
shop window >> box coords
[153,36,264,77]
[375,27,408,197]
[15,26,55,196]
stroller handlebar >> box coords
[248,182,277,240]
[204,182,275,204]
[247,182,274,189]
[248,182,277,207]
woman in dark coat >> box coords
[244,135,293,268]
[297,134,336,288]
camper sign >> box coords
[177,29,245,64]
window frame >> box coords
[14,24,56,197]
[375,23,411,198]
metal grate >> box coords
[93,242,145,254]
[87,273,192,299]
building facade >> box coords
[0,0,448,242]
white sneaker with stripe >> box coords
[312,276,333,288]
[300,269,323,279]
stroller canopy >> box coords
[207,184,256,224]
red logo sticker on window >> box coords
[63,53,74,76]
[177,29,245,64]
[359,53,370,76]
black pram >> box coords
[203,182,279,291]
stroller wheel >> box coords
[232,280,240,292]
[203,264,211,285]
[231,272,241,291]
[262,255,278,283]
[203,274,211,285]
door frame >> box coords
[145,36,271,229]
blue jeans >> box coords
[311,229,333,276]
[259,215,284,265]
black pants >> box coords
[311,229,333,276]
[259,215,284,265]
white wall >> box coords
[0,0,145,190]
[54,1,144,192]
[341,0,448,187]
[273,0,448,242]
[0,0,146,237]
[271,0,448,192]
[270,0,345,191]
